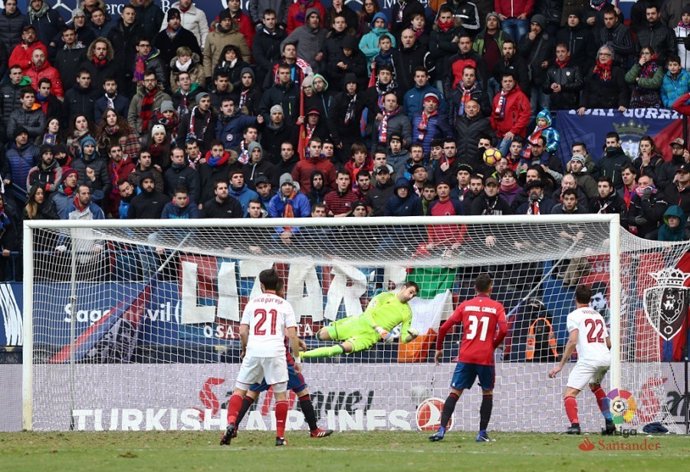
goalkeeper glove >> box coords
[375,326,389,340]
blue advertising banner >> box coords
[555,108,684,164]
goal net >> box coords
[23,216,687,433]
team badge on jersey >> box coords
[643,268,690,341]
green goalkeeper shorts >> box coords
[326,317,379,353]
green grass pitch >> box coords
[1,431,688,472]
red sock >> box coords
[226,393,244,426]
[275,400,288,438]
[564,396,579,424]
[592,387,606,411]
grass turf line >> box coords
[1,431,688,472]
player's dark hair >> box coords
[259,268,281,291]
[475,273,492,293]
[402,281,419,292]
[575,284,592,304]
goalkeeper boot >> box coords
[602,419,616,436]
[566,424,581,435]
[275,437,287,447]
[428,426,446,442]
[475,430,491,442]
[220,424,235,446]
[310,428,334,438]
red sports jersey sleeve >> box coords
[436,295,507,366]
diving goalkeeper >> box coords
[301,281,420,359]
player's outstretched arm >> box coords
[549,329,578,378]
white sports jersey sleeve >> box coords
[566,307,610,364]
[241,293,297,358]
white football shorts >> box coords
[236,356,289,392]
[567,360,610,391]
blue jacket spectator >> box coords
[385,178,423,216]
[661,61,690,108]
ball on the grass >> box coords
[483,147,502,166]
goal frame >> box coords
[22,214,622,431]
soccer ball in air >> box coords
[483,148,502,166]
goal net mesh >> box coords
[26,217,687,433]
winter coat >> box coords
[661,69,690,108]
[229,184,260,215]
[291,157,336,194]
[267,191,311,218]
[127,85,172,135]
[674,24,690,69]
[6,141,38,188]
[1,82,25,128]
[455,114,494,170]
[164,2,209,49]
[128,189,167,219]
[71,153,111,203]
[80,38,123,92]
[593,22,636,66]
[636,21,676,65]
[26,160,62,193]
[543,62,583,110]
[252,25,288,85]
[282,21,328,65]
[216,112,258,150]
[625,62,664,108]
[385,178,423,216]
[54,45,87,93]
[161,202,200,219]
[154,27,202,87]
[26,6,64,48]
[411,112,453,156]
[490,86,531,138]
[201,196,244,218]
[555,23,596,73]
[519,30,554,87]
[164,164,200,203]
[93,93,130,124]
[133,0,165,40]
[203,28,251,79]
[373,110,412,148]
[593,147,631,190]
[0,9,26,50]
[63,85,97,123]
[258,82,301,123]
[8,41,48,73]
[7,106,45,140]
[581,65,629,109]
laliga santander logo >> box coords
[416,398,454,432]
[607,388,638,425]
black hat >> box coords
[254,175,270,186]
[456,163,473,174]
[374,165,390,175]
[219,9,232,21]
[409,164,426,174]
[389,133,402,142]
[525,179,545,191]
[677,163,690,173]
[436,178,451,188]
[13,126,29,138]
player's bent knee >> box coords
[273,381,288,394]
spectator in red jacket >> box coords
[25,48,64,99]
[490,72,531,156]
[8,24,47,73]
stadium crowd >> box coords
[4,0,690,279]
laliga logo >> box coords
[416,398,454,432]
[607,388,637,425]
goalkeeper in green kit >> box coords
[301,282,420,360]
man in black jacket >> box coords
[201,180,244,218]
[128,173,167,219]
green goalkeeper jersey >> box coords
[361,292,413,342]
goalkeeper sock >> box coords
[235,395,255,426]
[479,394,493,432]
[299,394,319,431]
[302,345,344,359]
[275,400,289,438]
[440,392,460,429]
[226,393,244,427]
[591,386,613,420]
[564,396,579,425]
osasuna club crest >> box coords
[643,268,690,341]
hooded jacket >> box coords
[385,178,423,216]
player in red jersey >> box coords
[220,269,300,447]
[429,273,507,442]
[549,284,614,435]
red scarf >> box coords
[495,90,508,119]
[437,19,453,32]
[140,88,157,131]
[378,107,400,144]
[134,54,148,82]
[72,195,88,212]
[417,109,438,142]
[555,58,569,68]
[593,59,612,81]
[92,57,107,67]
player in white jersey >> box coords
[549,284,615,435]
[220,269,300,447]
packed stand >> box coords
[4,0,690,280]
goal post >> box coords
[22,215,684,433]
